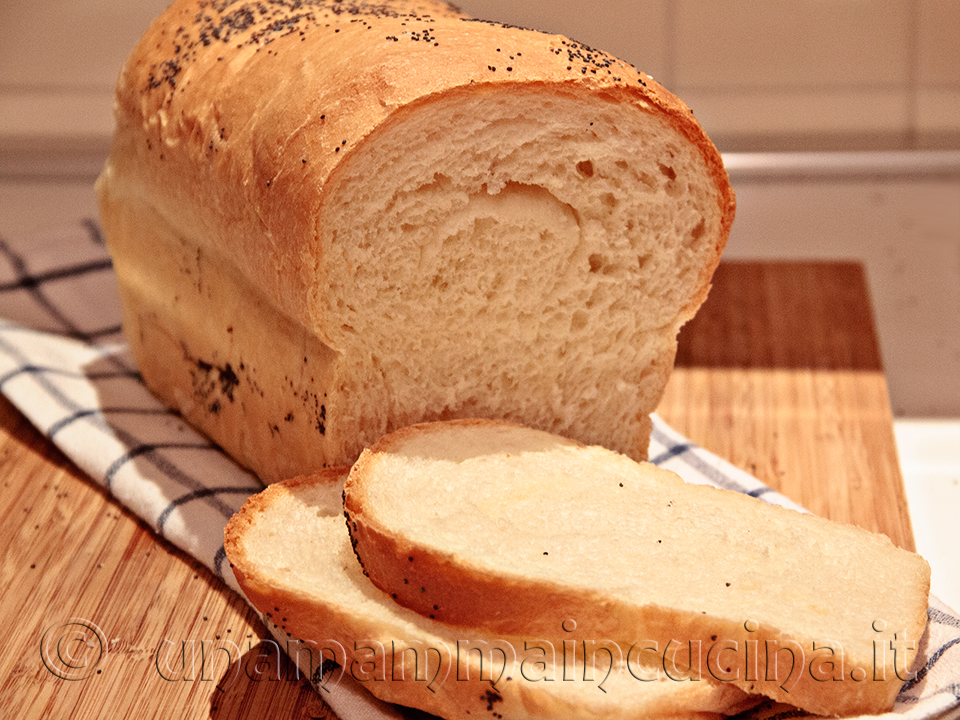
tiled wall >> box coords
[1,0,958,153]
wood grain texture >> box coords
[0,261,914,718]
[0,396,331,719]
[660,261,915,551]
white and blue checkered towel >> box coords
[1,219,958,720]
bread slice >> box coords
[342,419,932,717]
[225,469,760,720]
[96,0,734,482]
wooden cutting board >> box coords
[0,260,914,719]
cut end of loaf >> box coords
[319,84,730,463]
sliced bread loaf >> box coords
[342,419,931,717]
[225,469,759,720]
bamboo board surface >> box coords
[0,261,914,719]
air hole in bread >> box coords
[687,219,706,246]
[585,282,609,309]
[588,254,605,273]
[658,162,676,180]
[570,310,589,331]
[576,160,594,178]
[638,171,657,191]
[601,192,617,208]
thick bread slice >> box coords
[96,0,734,482]
[342,419,932,717]
[224,470,760,720]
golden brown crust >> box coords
[104,0,733,335]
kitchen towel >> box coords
[1,219,958,720]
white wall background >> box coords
[1,0,959,152]
[459,0,960,151]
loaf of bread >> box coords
[225,468,761,719]
[342,419,931,717]
[95,0,735,482]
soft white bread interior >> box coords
[224,469,761,720]
[96,0,734,482]
[342,419,932,718]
